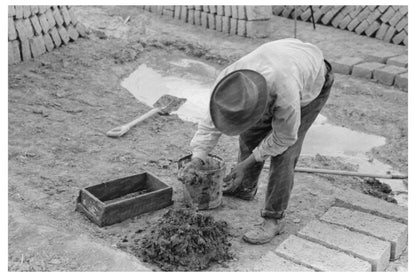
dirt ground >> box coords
[8,6,408,271]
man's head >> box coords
[209,70,267,136]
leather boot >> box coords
[243,217,285,244]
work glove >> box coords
[178,158,204,185]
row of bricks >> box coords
[9,6,78,42]
[272,207,407,271]
[8,22,87,65]
[273,5,408,45]
[143,5,272,21]
[248,186,408,271]
[332,56,408,91]
[144,6,271,38]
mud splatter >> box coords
[135,208,233,271]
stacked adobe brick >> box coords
[142,5,272,38]
[8,5,87,65]
[273,6,408,46]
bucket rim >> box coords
[177,153,226,173]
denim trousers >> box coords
[237,60,334,219]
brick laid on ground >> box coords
[8,5,16,17]
[15,19,28,41]
[29,35,46,58]
[208,13,216,30]
[365,21,380,37]
[246,20,271,38]
[194,10,201,26]
[237,19,246,36]
[43,32,55,52]
[332,57,364,75]
[8,18,17,40]
[321,207,408,259]
[58,26,70,44]
[250,251,314,271]
[386,55,408,67]
[238,6,247,19]
[75,22,87,37]
[351,62,385,79]
[23,5,32,18]
[274,235,371,271]
[21,38,31,61]
[215,15,222,32]
[49,27,62,46]
[374,65,407,86]
[298,220,391,271]
[224,6,232,17]
[394,73,408,91]
[15,6,23,19]
[181,6,187,23]
[334,187,408,224]
[366,51,400,63]
[61,6,72,25]
[187,9,195,24]
[231,6,238,18]
[38,14,50,33]
[230,18,237,35]
[8,40,21,65]
[67,24,79,41]
[200,12,208,28]
[30,15,43,36]
[53,7,64,26]
[45,9,56,29]
[222,16,230,34]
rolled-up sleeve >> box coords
[252,100,300,162]
[190,112,222,161]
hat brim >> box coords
[210,69,268,136]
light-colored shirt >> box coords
[190,38,326,162]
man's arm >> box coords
[190,112,222,162]
[252,100,300,162]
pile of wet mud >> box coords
[136,208,233,271]
[362,177,397,204]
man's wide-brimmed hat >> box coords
[210,69,268,136]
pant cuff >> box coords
[261,209,285,219]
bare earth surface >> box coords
[8,6,408,271]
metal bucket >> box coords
[177,154,225,210]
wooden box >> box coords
[76,172,173,227]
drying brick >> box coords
[29,35,46,58]
[383,26,396,42]
[53,8,64,26]
[68,8,78,24]
[15,6,23,19]
[392,30,406,45]
[194,10,201,26]
[200,12,208,28]
[334,187,408,224]
[8,40,21,65]
[366,9,382,24]
[67,24,79,41]
[272,6,284,16]
[187,9,195,24]
[23,5,32,18]
[374,65,407,86]
[75,22,87,37]
[354,20,369,35]
[30,5,39,15]
[246,6,272,20]
[246,20,271,38]
[377,5,389,13]
[321,207,408,259]
[181,6,188,23]
[58,26,70,44]
[8,5,16,17]
[21,38,31,61]
[224,6,232,17]
[8,18,17,40]
[231,6,238,18]
[298,220,391,271]
[202,6,209,12]
[237,19,246,37]
[281,6,294,19]
[347,18,360,31]
[23,18,34,39]
[209,5,216,14]
[216,5,224,16]
[38,6,49,14]
[394,73,408,91]
[331,57,364,75]
[386,55,408,67]
[45,9,56,29]
[395,16,407,31]
[351,62,385,79]
[207,13,216,30]
[275,235,371,271]
[14,19,27,40]
[194,5,202,11]
[338,15,352,30]
[365,21,381,37]
[388,11,404,26]
[301,8,311,22]
[375,23,389,40]
[174,6,181,20]
[380,7,395,22]
[215,15,222,32]
[38,14,50,33]
[163,9,174,18]
[43,32,55,51]
[60,6,72,25]
[30,15,43,36]
[251,251,313,271]
[366,51,399,63]
[49,27,62,47]
[230,18,238,35]
[222,16,230,34]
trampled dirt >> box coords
[135,208,233,271]
[8,6,408,271]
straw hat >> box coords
[210,70,268,136]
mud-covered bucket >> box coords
[177,154,225,210]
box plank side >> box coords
[76,189,105,226]
[146,172,170,190]
[101,188,173,226]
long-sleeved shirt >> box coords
[190,38,326,162]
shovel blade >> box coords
[153,94,187,115]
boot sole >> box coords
[242,229,284,245]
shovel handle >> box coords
[106,107,161,138]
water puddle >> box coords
[121,58,407,207]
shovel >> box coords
[106,94,186,138]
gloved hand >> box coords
[178,158,205,185]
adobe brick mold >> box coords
[8,5,87,65]
[142,5,272,38]
[273,5,408,46]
